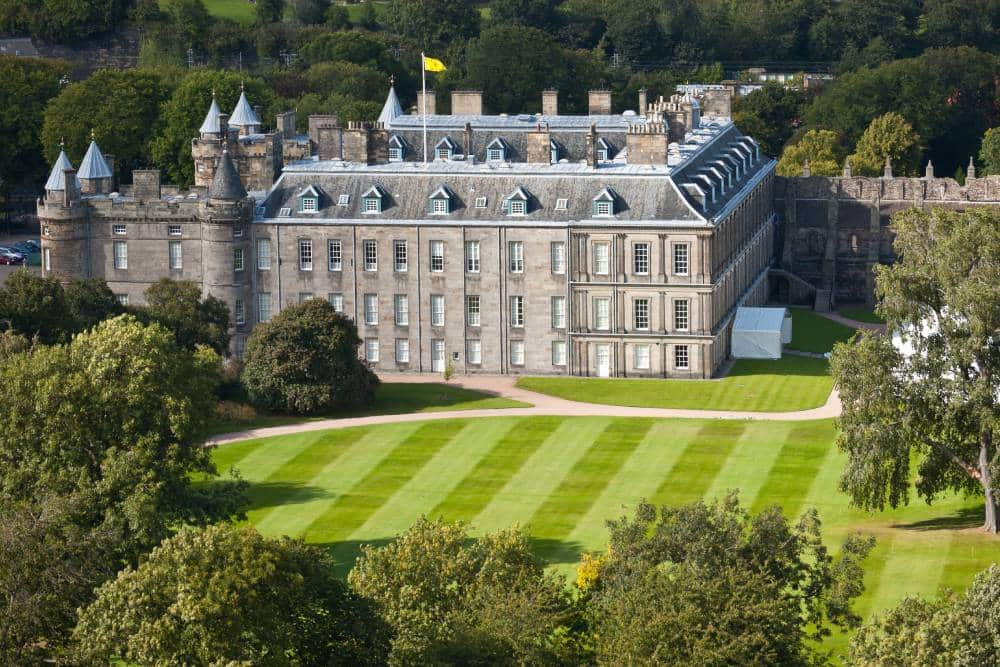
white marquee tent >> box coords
[731,307,792,359]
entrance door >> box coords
[596,344,611,377]
[431,340,445,372]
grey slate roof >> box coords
[209,149,247,200]
[386,112,645,132]
[377,86,403,125]
[199,97,222,134]
[45,150,81,191]
[229,91,261,128]
[78,140,113,180]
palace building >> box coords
[39,84,776,379]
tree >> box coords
[831,207,1000,532]
[777,129,846,177]
[41,68,169,181]
[161,0,213,51]
[921,0,1000,52]
[849,564,1000,665]
[348,518,585,665]
[0,331,30,362]
[585,495,874,665]
[255,0,284,24]
[0,55,70,190]
[325,2,350,30]
[980,127,1000,176]
[732,82,806,157]
[0,496,118,664]
[141,278,231,355]
[74,524,389,666]
[604,0,666,65]
[64,278,123,333]
[488,0,561,32]
[291,0,326,24]
[0,270,71,344]
[151,69,274,186]
[384,0,480,51]
[848,111,922,175]
[0,315,242,558]
[0,0,131,43]
[806,0,919,62]
[241,298,378,414]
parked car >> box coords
[0,250,25,265]
[10,241,35,254]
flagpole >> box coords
[421,52,428,165]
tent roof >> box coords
[733,307,788,334]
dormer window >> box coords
[296,185,323,214]
[428,185,453,215]
[388,135,407,162]
[362,185,385,214]
[337,194,350,207]
[550,139,560,164]
[435,137,456,161]
[555,198,568,211]
[592,188,618,217]
[597,137,613,162]
[504,186,531,216]
[486,137,508,162]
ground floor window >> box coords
[635,344,651,370]
[552,340,567,366]
[366,338,380,362]
[510,340,525,366]
[674,344,690,370]
[115,293,129,306]
[395,338,410,363]
[467,340,482,365]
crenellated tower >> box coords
[38,142,88,282]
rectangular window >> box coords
[436,148,451,161]
[429,240,444,272]
[551,296,566,329]
[256,239,271,271]
[338,194,350,207]
[430,294,445,326]
[167,224,182,236]
[474,196,488,209]
[393,240,407,272]
[234,299,246,326]
[364,198,380,213]
[301,197,317,213]
[594,200,612,217]
[635,344,651,370]
[394,294,409,326]
[593,243,609,275]
[234,247,245,272]
[328,293,344,313]
[113,241,127,269]
[395,338,410,363]
[466,295,481,327]
[633,243,650,275]
[298,238,313,271]
[366,338,379,362]
[115,293,129,306]
[555,198,568,211]
[508,200,526,216]
[552,340,567,366]
[594,297,610,330]
[328,240,342,271]
[487,147,504,162]
[431,198,448,214]
[508,241,523,273]
[673,243,689,275]
[364,294,378,326]
[299,292,313,304]
[674,344,690,370]
[510,340,525,366]
[112,224,126,235]
[388,147,402,162]
[43,247,51,271]
[465,241,480,273]
[233,227,244,238]
[257,293,271,322]
[634,298,650,330]
[467,340,482,365]
[673,299,689,331]
[510,295,524,327]
[169,241,182,270]
[550,242,565,274]
[363,240,377,271]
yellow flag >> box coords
[423,56,447,73]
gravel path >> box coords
[207,373,841,446]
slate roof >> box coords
[78,140,113,180]
[209,149,247,200]
[229,90,261,128]
[45,150,81,191]
[199,97,222,134]
[377,86,403,125]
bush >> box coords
[241,299,379,414]
[215,400,257,424]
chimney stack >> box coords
[542,89,558,116]
[527,123,551,164]
[638,87,648,115]
[588,90,612,115]
[586,124,599,168]
[968,156,977,180]
[276,111,297,139]
[451,90,482,115]
[417,90,436,116]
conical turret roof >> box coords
[229,88,261,129]
[199,96,223,134]
[78,139,113,180]
[378,84,403,125]
[45,148,81,191]
[209,147,246,200]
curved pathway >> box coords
[207,373,841,446]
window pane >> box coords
[552,340,566,366]
[363,240,377,272]
[256,239,270,270]
[257,293,271,322]
[395,338,410,363]
[366,338,379,362]
[394,294,409,326]
[634,298,650,330]
[508,241,523,273]
[510,340,525,365]
[635,344,650,369]
[595,298,610,330]
[114,241,127,269]
[673,299,689,331]
[510,295,524,327]
[234,247,245,272]
[551,296,566,329]
[550,242,565,274]
[430,240,444,272]
[298,239,313,271]
[328,240,342,271]
[466,295,480,327]
[465,241,480,273]
[673,243,689,275]
[593,243,609,274]
[674,344,689,369]
[633,243,649,274]
[328,293,344,313]
[430,295,445,326]
[467,340,482,364]
[364,294,378,325]
[169,241,182,270]
[394,240,407,271]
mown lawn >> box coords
[839,307,886,324]
[206,382,529,436]
[211,416,997,659]
[164,0,256,23]
[788,307,857,353]
[516,355,833,412]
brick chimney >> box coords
[527,123,551,164]
[417,90,436,116]
[276,111,296,139]
[451,90,482,115]
[638,88,648,115]
[626,123,669,165]
[588,90,612,115]
[343,121,372,164]
[542,89,558,116]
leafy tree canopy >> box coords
[241,298,379,414]
[64,278,124,333]
[488,0,562,32]
[384,0,480,51]
[140,278,231,355]
[0,270,71,344]
[732,82,806,157]
[348,518,585,666]
[831,206,1000,532]
[848,111,922,176]
[74,524,389,666]
[585,495,874,665]
[980,127,1000,176]
[0,0,130,43]
[777,129,846,177]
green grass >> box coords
[515,355,833,412]
[839,307,885,324]
[206,382,529,436]
[163,0,256,23]
[212,416,998,658]
[788,307,857,353]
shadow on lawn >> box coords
[726,357,831,379]
[244,482,331,512]
[892,505,983,531]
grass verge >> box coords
[788,307,857,353]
